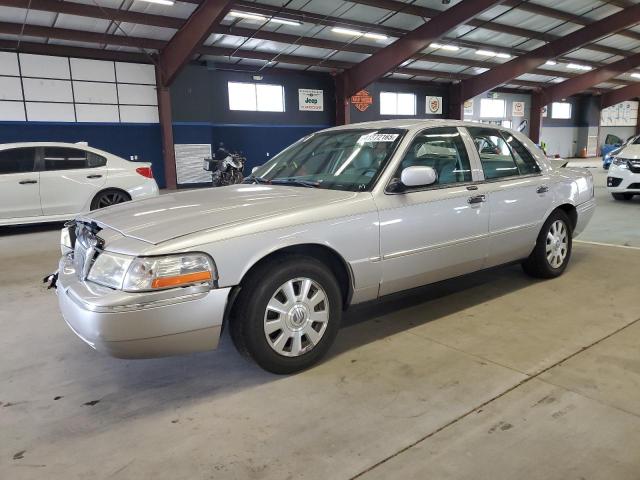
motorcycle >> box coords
[204,146,246,187]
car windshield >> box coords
[247,129,406,191]
[631,136,640,145]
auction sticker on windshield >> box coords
[358,133,399,143]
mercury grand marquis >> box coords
[51,120,596,373]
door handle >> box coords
[537,185,549,194]
[468,194,486,204]
[19,179,38,185]
[86,174,103,179]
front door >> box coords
[375,127,489,296]
[465,127,554,267]
[39,147,107,215]
[0,147,42,220]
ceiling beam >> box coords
[459,4,640,101]
[340,0,507,97]
[158,0,232,86]
[601,84,640,109]
[540,52,640,105]
[0,39,151,63]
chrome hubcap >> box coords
[546,220,569,269]
[264,277,329,357]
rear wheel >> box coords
[612,193,633,201]
[230,255,342,374]
[522,209,572,279]
[90,189,131,210]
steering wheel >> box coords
[348,167,378,177]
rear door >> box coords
[465,127,553,267]
[0,147,42,220]
[39,147,107,215]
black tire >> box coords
[90,189,131,210]
[612,193,633,201]
[230,254,342,374]
[522,209,573,279]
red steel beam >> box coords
[158,0,232,86]
[341,0,506,98]
[0,39,151,63]
[540,52,640,106]
[156,64,177,190]
[459,4,640,101]
[600,84,640,109]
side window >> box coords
[396,127,472,188]
[0,148,36,174]
[501,133,541,175]
[43,148,106,170]
[467,127,519,180]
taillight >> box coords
[136,166,153,179]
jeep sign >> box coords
[299,89,324,111]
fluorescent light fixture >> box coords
[545,60,557,66]
[364,32,388,40]
[496,53,511,59]
[476,49,497,56]
[630,72,640,79]
[331,27,363,37]
[228,10,267,21]
[138,0,174,5]
[269,17,301,26]
[567,63,592,71]
[430,43,459,51]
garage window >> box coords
[0,147,36,174]
[551,102,572,119]
[480,98,506,118]
[43,147,106,170]
[228,82,285,112]
[380,92,416,115]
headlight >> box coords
[87,252,216,291]
[611,157,628,169]
[123,253,215,292]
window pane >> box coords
[397,93,416,115]
[552,102,571,119]
[468,127,519,179]
[480,98,505,118]
[44,147,88,170]
[228,82,257,111]
[256,84,285,112]
[398,127,472,187]
[87,152,107,168]
[501,133,540,175]
[0,148,35,174]
[380,92,397,115]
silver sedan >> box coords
[52,120,596,373]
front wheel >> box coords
[230,255,342,374]
[522,210,572,279]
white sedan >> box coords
[607,139,640,201]
[0,142,159,226]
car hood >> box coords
[618,144,640,159]
[80,185,359,245]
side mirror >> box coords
[400,166,438,188]
[251,166,260,174]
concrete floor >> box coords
[1,161,640,480]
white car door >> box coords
[0,147,42,220]
[464,127,553,267]
[375,126,489,296]
[39,146,107,215]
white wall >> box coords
[0,53,158,123]
[541,127,579,158]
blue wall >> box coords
[0,121,166,187]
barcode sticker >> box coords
[358,133,399,143]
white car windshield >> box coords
[247,129,406,191]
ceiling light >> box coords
[545,60,557,66]
[567,63,592,71]
[269,18,301,26]
[138,0,174,5]
[430,43,459,51]
[331,27,363,37]
[475,50,497,57]
[228,10,267,21]
[496,53,511,59]
[364,32,388,40]
[630,72,640,79]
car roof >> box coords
[324,119,508,133]
[0,142,94,151]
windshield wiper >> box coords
[270,178,320,188]
[242,175,270,184]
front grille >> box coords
[72,224,104,279]
[629,161,640,173]
[608,177,622,187]
[628,183,640,190]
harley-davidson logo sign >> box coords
[351,90,373,112]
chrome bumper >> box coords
[56,254,231,359]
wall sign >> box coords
[351,90,373,112]
[463,99,473,116]
[298,89,324,111]
[426,96,443,115]
[600,101,638,127]
[542,105,548,118]
[512,101,525,117]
